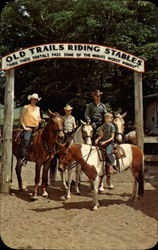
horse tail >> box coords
[137,153,144,196]
[137,161,144,196]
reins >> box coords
[81,125,93,142]
[64,146,94,170]
[42,129,57,155]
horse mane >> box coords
[73,125,84,144]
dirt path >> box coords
[0,158,157,249]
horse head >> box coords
[80,120,93,145]
[113,112,127,143]
[47,110,65,143]
[58,141,72,172]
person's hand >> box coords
[100,141,107,147]
[87,119,91,124]
[25,127,32,131]
[94,139,99,145]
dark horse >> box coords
[13,110,64,200]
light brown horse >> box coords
[13,110,64,200]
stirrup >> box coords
[20,157,27,166]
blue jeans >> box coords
[105,142,115,165]
[21,129,33,158]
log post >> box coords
[0,69,14,193]
[134,72,144,150]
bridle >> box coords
[42,129,57,155]
[42,118,64,155]
[59,146,93,170]
[51,128,64,136]
[113,116,124,141]
[81,125,93,142]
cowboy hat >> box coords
[91,90,103,97]
[104,112,113,118]
[27,93,41,101]
[64,104,73,111]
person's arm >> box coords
[73,117,77,129]
[102,103,107,115]
[100,132,115,146]
[38,108,45,123]
[84,104,91,123]
[94,127,104,145]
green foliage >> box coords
[0,0,158,126]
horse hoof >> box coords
[75,191,81,196]
[30,195,38,201]
[92,204,99,210]
[42,191,48,198]
[128,196,135,202]
[106,184,114,189]
[19,187,27,192]
[99,187,105,193]
[66,194,71,199]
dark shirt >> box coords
[99,123,115,141]
[85,102,107,123]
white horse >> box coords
[58,143,144,210]
[60,121,93,198]
[124,130,136,145]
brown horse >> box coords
[13,110,64,200]
[58,143,144,210]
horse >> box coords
[97,112,127,190]
[12,110,64,200]
[58,142,144,210]
[124,130,136,145]
[60,113,127,197]
[59,120,93,198]
[113,112,127,143]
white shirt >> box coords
[63,115,76,133]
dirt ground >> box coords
[0,157,158,250]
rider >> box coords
[63,104,77,142]
[84,90,107,142]
[20,93,44,165]
[95,112,118,174]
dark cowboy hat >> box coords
[91,90,103,97]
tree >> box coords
[0,0,158,126]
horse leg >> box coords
[49,155,58,185]
[66,168,72,199]
[98,175,105,193]
[105,166,114,189]
[31,162,42,200]
[60,169,68,190]
[15,159,25,191]
[75,165,81,195]
[91,176,100,210]
[106,174,114,189]
[41,162,51,198]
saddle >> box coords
[113,144,126,159]
[13,128,23,144]
[13,128,40,145]
[96,144,126,162]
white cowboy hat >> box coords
[64,104,73,111]
[91,90,103,97]
[27,93,41,101]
